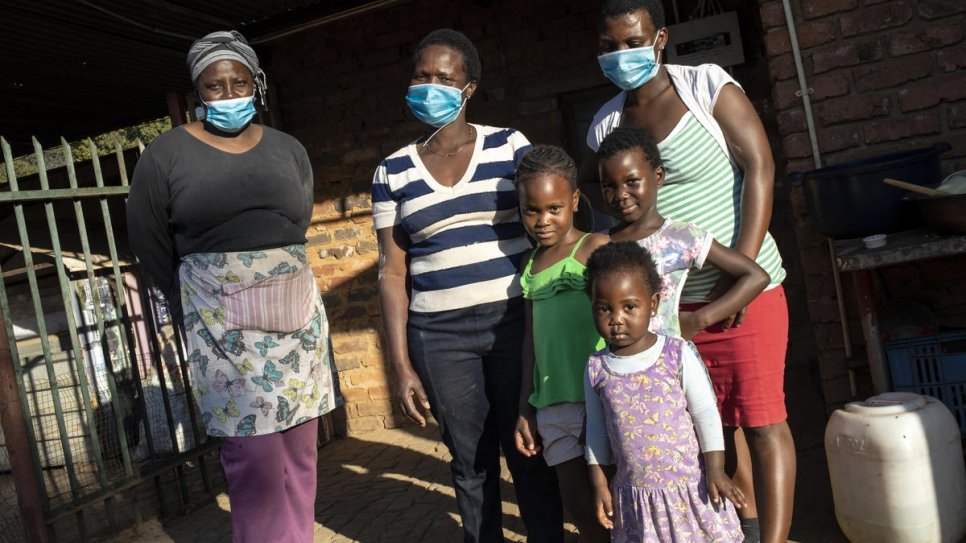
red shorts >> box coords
[681,285,789,428]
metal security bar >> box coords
[0,137,219,543]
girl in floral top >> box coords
[597,126,768,340]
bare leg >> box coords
[554,457,610,543]
[746,421,796,543]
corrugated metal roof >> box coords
[0,0,380,154]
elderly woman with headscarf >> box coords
[127,30,339,542]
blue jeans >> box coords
[408,298,564,543]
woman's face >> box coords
[598,9,663,55]
[411,44,475,94]
[196,60,255,102]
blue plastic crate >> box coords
[886,331,966,436]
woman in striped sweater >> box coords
[372,28,563,543]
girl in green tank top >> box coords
[513,146,610,543]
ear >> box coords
[572,187,581,211]
[657,28,668,59]
[655,164,666,188]
[465,80,478,100]
[649,291,661,317]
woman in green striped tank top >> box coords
[580,2,798,542]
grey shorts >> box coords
[535,402,585,467]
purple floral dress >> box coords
[587,337,742,542]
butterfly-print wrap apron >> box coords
[179,244,339,437]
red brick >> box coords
[916,0,966,19]
[368,385,391,401]
[811,44,860,73]
[864,111,941,143]
[822,373,856,404]
[814,323,847,350]
[346,415,385,433]
[356,400,394,417]
[778,108,807,135]
[887,23,966,57]
[335,338,373,355]
[340,386,370,403]
[760,1,788,29]
[937,44,966,72]
[817,125,861,153]
[773,79,803,110]
[899,78,966,112]
[803,0,860,18]
[816,94,889,125]
[334,356,362,371]
[810,72,851,102]
[782,132,816,159]
[347,366,389,388]
[949,104,966,129]
[797,21,838,48]
[334,227,361,241]
[769,54,797,81]
[818,350,849,380]
[840,2,913,37]
[764,29,792,56]
[853,54,933,92]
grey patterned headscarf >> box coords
[187,30,266,99]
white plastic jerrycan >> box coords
[825,392,966,543]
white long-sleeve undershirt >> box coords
[584,336,725,465]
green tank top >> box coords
[521,234,605,408]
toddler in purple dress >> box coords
[583,241,745,542]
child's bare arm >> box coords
[589,463,615,529]
[515,287,541,456]
[704,450,746,508]
[679,241,769,338]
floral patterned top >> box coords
[636,219,714,337]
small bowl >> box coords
[862,234,887,249]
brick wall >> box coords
[262,0,818,433]
[760,0,966,408]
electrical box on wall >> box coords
[665,11,745,67]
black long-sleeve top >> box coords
[126,126,313,315]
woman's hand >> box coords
[678,311,703,340]
[706,275,746,330]
[392,365,431,426]
[706,466,746,509]
[514,407,541,457]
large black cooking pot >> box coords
[789,143,952,239]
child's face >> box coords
[517,173,580,247]
[599,149,664,224]
[591,269,660,356]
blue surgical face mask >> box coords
[204,96,257,133]
[405,83,470,128]
[598,33,662,91]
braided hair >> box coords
[515,145,578,190]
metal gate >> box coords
[0,136,221,542]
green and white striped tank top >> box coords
[657,112,785,302]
